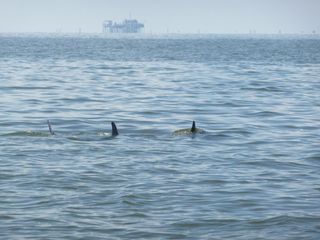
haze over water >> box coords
[0,35,320,239]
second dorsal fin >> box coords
[47,120,55,135]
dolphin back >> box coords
[173,121,205,136]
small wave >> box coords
[249,214,320,225]
[305,154,320,164]
[0,215,15,220]
[219,129,252,136]
[307,154,320,160]
[57,97,104,103]
[245,70,260,74]
[242,86,284,92]
[121,193,148,206]
[1,131,50,137]
[250,110,283,117]
[1,86,56,91]
[121,212,150,218]
[172,218,238,228]
[196,179,227,185]
[68,132,114,141]
[203,133,230,140]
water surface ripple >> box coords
[0,36,320,239]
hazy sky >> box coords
[0,0,319,34]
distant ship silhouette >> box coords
[102,19,144,33]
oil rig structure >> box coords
[102,19,144,33]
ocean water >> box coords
[0,35,320,239]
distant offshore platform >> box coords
[102,19,144,33]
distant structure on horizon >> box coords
[102,19,144,33]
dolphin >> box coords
[47,120,55,135]
[173,121,205,136]
[98,121,119,138]
[111,121,119,136]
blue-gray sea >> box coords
[0,34,320,239]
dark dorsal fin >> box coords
[111,122,118,136]
[191,121,196,133]
[47,120,55,135]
